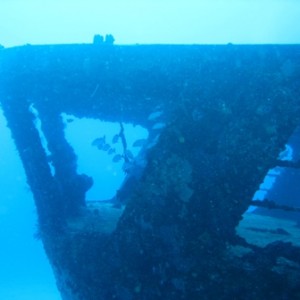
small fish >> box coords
[122,161,133,173]
[92,136,106,148]
[112,154,123,163]
[66,118,74,123]
[132,139,147,148]
[124,150,134,161]
[112,134,119,144]
[152,122,166,130]
[108,148,116,155]
[148,111,163,121]
[102,144,111,151]
[146,134,160,149]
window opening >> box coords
[62,114,149,201]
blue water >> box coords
[0,110,148,299]
[0,111,61,299]
[1,2,300,298]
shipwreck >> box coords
[0,42,300,299]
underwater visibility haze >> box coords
[1,1,300,299]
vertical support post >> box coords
[1,96,65,233]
